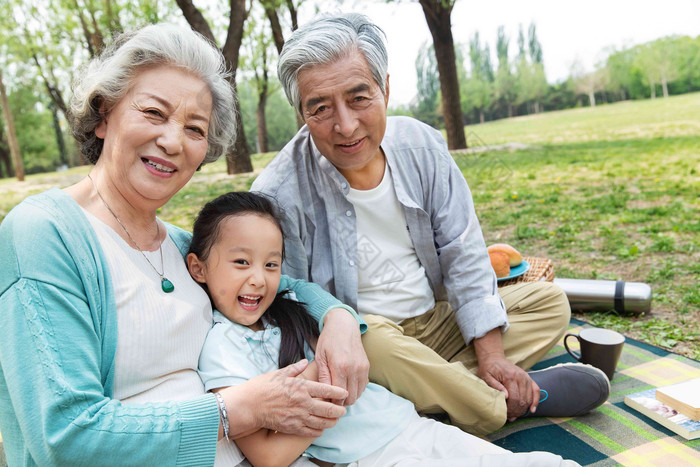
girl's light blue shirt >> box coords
[199,311,414,464]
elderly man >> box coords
[251,13,609,435]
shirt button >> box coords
[345,210,352,217]
[349,260,355,266]
[273,329,280,335]
[341,182,347,189]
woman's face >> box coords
[94,65,213,208]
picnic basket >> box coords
[497,256,554,287]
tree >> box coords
[603,46,635,101]
[176,0,253,173]
[260,0,303,54]
[417,0,466,149]
[571,60,608,106]
[238,78,297,152]
[0,68,24,181]
[636,38,679,98]
[461,32,493,124]
[241,7,280,153]
[528,23,542,65]
[494,26,517,117]
[260,0,306,128]
[413,42,441,128]
[0,122,14,178]
[526,23,547,113]
[0,0,178,173]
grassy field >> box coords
[1,93,698,358]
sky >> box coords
[296,0,700,106]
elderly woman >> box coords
[0,23,368,466]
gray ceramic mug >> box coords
[564,328,625,380]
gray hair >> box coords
[278,13,388,115]
[69,23,236,164]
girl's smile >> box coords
[188,214,283,331]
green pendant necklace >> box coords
[88,174,174,293]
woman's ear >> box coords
[187,253,207,283]
[94,100,109,139]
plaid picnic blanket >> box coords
[2,319,698,466]
[487,318,700,466]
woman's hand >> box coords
[221,360,348,439]
[315,308,370,406]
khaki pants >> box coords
[361,281,571,436]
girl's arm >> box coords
[227,361,322,467]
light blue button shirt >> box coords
[251,116,508,344]
[198,311,414,464]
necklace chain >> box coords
[87,174,174,293]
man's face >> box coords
[297,50,389,177]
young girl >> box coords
[188,192,579,467]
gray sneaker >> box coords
[525,363,610,418]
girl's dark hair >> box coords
[189,191,285,262]
[268,294,320,368]
[189,191,319,368]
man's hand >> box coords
[474,329,540,421]
[315,308,370,406]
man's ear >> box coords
[187,253,207,283]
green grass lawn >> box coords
[1,93,698,358]
[459,93,699,358]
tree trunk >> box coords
[264,2,304,129]
[0,145,12,178]
[256,90,269,154]
[0,124,13,178]
[222,0,253,173]
[661,74,669,98]
[285,0,299,31]
[264,6,285,54]
[256,53,270,154]
[74,0,95,58]
[175,0,217,43]
[32,54,68,116]
[0,69,25,181]
[50,101,68,167]
[418,0,466,149]
[650,79,656,99]
[177,0,253,174]
[479,109,485,124]
[588,91,596,107]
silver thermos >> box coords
[553,278,652,314]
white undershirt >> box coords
[347,165,435,322]
[84,209,213,403]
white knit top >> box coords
[84,210,246,466]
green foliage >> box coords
[0,0,183,177]
[237,78,297,152]
[5,78,62,174]
[413,41,442,128]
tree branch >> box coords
[175,0,217,45]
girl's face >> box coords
[188,214,283,331]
